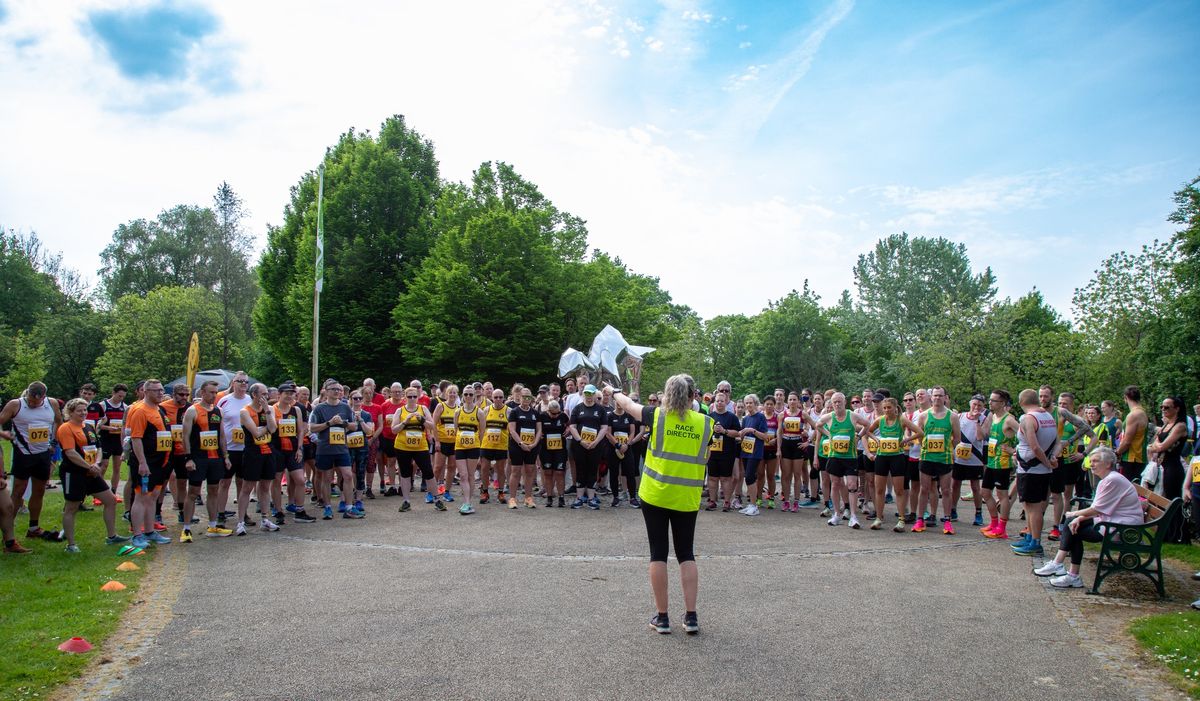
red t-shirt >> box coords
[379,400,406,440]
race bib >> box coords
[866,436,879,453]
[278,418,297,437]
[925,434,945,453]
[831,435,852,454]
[156,430,173,452]
[1190,455,1200,483]
[783,417,802,433]
[458,429,476,448]
[955,443,973,461]
[253,429,271,446]
[766,429,777,444]
[231,427,245,445]
[485,427,504,447]
[83,446,98,464]
[819,437,831,457]
[171,424,184,443]
[580,427,597,443]
[741,436,756,454]
[329,426,346,445]
[614,431,629,445]
[880,437,900,453]
[546,433,563,451]
[347,431,365,448]
[109,418,123,430]
[520,428,536,445]
[710,434,723,453]
[28,425,50,444]
[403,430,422,448]
[200,430,219,452]
[443,425,456,439]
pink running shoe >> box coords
[780,499,790,512]
[943,520,955,535]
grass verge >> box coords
[1130,610,1200,699]
[1,442,147,699]
[1164,543,1200,572]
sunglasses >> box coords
[234,379,248,384]
[351,396,362,400]
[406,395,418,399]
[903,398,914,402]
[464,392,475,396]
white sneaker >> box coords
[731,499,742,510]
[1049,573,1083,588]
[849,517,861,530]
[235,522,247,536]
[1191,598,1200,610]
[1034,561,1067,577]
[827,516,841,527]
[260,519,279,532]
[738,504,752,514]
[743,504,760,516]
[842,507,850,520]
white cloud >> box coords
[682,9,713,23]
[584,24,608,38]
[738,41,752,49]
[644,36,664,52]
[724,64,768,91]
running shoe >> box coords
[650,613,671,634]
[261,519,280,532]
[721,501,731,512]
[177,510,185,524]
[105,534,130,545]
[480,490,490,504]
[588,497,601,510]
[444,493,455,503]
[64,544,81,553]
[912,518,926,533]
[893,518,905,533]
[438,483,446,495]
[398,501,411,513]
[365,489,375,500]
[849,517,861,529]
[180,530,193,543]
[235,523,247,536]
[942,519,954,535]
[343,508,364,519]
[950,508,958,522]
[798,498,821,509]
[286,504,299,514]
[1011,533,1032,549]
[985,525,1009,540]
[870,518,883,530]
[905,513,916,524]
[1034,561,1067,577]
[683,612,699,635]
[1048,527,1061,542]
[524,497,536,509]
[459,503,475,515]
[330,486,340,497]
[779,499,790,512]
[546,496,555,508]
[338,501,348,513]
[842,507,850,520]
[508,498,519,509]
[819,507,832,518]
[744,504,760,516]
[766,497,775,510]
[425,492,435,504]
[131,534,150,549]
[205,526,233,537]
[1012,540,1044,556]
[973,512,984,527]
[558,496,565,508]
[570,498,586,509]
[611,496,621,508]
[26,527,45,539]
[114,495,123,503]
[293,511,316,523]
[885,494,895,504]
[827,515,841,527]
[152,521,168,532]
[354,500,364,512]
[731,498,742,510]
[705,500,717,511]
[629,498,641,509]
[148,532,171,544]
[434,500,447,512]
[1049,573,1083,588]
[93,497,103,507]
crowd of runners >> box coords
[2,371,1198,599]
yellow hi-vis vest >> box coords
[638,408,713,512]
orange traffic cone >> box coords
[116,561,140,572]
[100,580,126,592]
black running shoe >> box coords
[434,500,446,512]
[293,511,317,523]
[650,613,671,634]
[683,612,699,635]
[557,496,565,508]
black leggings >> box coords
[1058,518,1104,566]
[574,445,602,487]
[641,501,697,563]
[608,449,639,494]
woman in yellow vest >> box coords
[610,374,712,636]
[390,387,441,512]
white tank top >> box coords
[217,393,253,452]
[907,410,923,458]
[1017,409,1058,474]
[956,413,985,467]
[12,397,55,455]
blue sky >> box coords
[0,0,1196,321]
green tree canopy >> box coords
[254,115,441,383]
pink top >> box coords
[1091,471,1144,526]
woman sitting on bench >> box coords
[1033,446,1144,588]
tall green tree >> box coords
[852,233,996,349]
[93,286,224,389]
[211,182,258,366]
[255,115,441,382]
[1146,173,1200,400]
[0,333,48,400]
[704,314,755,391]
[745,286,843,394]
[33,307,109,399]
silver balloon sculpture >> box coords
[558,325,655,395]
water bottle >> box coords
[141,475,149,494]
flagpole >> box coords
[311,163,325,393]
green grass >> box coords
[1165,543,1200,572]
[1,442,146,699]
[1130,610,1200,699]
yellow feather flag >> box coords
[185,332,199,392]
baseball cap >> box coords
[278,381,297,392]
[538,384,549,392]
[583,384,597,394]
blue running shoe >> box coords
[1011,533,1032,549]
[131,534,150,550]
[588,497,601,510]
[424,492,435,504]
[148,532,171,545]
[354,500,364,512]
[950,508,959,522]
[1012,539,1044,556]
[972,512,984,527]
[338,501,347,513]
[443,493,454,502]
[570,497,586,509]
[323,505,333,520]
[286,504,299,514]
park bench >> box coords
[1088,483,1182,598]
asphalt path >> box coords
[102,492,1154,700]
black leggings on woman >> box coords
[641,501,697,563]
[1059,518,1104,566]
